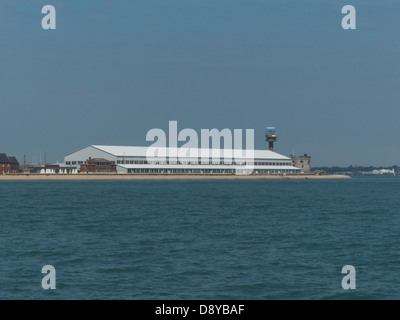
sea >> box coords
[1,176,399,300]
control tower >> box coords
[265,127,277,151]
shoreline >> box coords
[0,174,351,181]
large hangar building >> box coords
[64,145,301,175]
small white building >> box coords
[40,166,78,174]
[29,164,78,174]
[64,145,301,175]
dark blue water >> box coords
[1,176,399,299]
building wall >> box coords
[0,163,11,174]
[59,167,78,174]
[117,165,128,173]
[39,168,78,174]
[292,155,311,173]
[81,164,116,173]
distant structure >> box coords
[64,145,301,175]
[80,157,116,174]
[25,164,78,174]
[0,154,20,174]
[265,127,277,151]
[370,169,395,176]
[291,153,311,173]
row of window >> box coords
[66,159,294,166]
[117,160,292,166]
[127,168,300,174]
[65,161,85,165]
[121,160,292,166]
[254,169,300,174]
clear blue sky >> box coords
[1,0,399,166]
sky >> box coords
[1,0,400,167]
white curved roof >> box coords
[91,145,290,160]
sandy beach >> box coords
[0,174,351,181]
